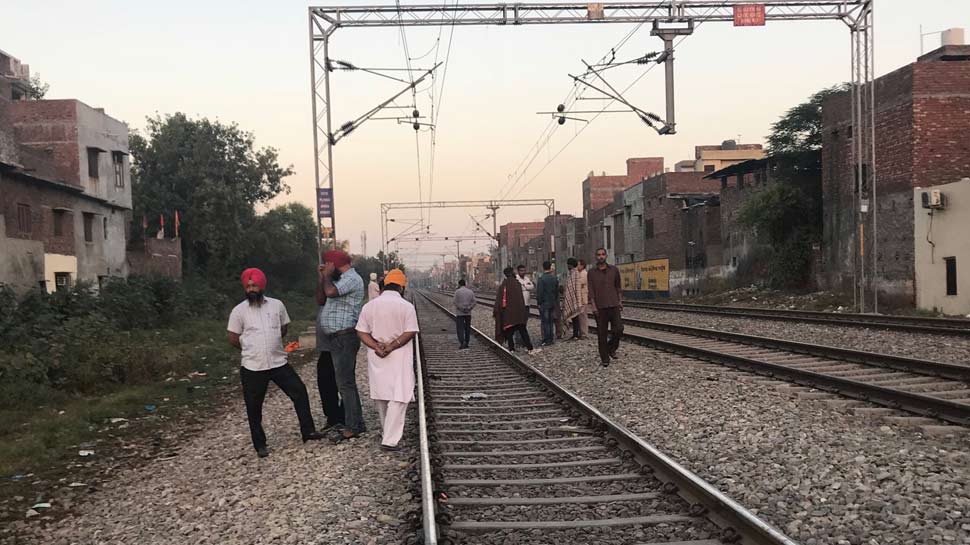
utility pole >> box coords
[361,231,367,256]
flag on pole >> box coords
[174,210,180,238]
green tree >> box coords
[248,203,319,292]
[739,84,848,288]
[24,74,49,100]
[129,113,293,279]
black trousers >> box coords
[456,315,472,346]
[240,364,316,450]
[316,350,345,427]
[505,324,534,351]
[594,306,624,363]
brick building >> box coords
[498,221,544,270]
[820,43,970,305]
[581,157,664,219]
[707,158,772,277]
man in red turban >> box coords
[228,268,325,457]
[315,249,367,441]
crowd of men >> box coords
[227,251,418,458]
[484,247,623,366]
[227,246,624,458]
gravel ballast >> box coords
[6,351,415,545]
[436,293,970,545]
[622,306,970,366]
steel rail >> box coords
[418,290,799,545]
[622,300,970,337]
[436,290,970,426]
[413,333,439,544]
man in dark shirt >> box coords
[587,248,623,367]
[535,261,560,346]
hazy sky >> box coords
[6,1,970,268]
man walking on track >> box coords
[355,269,419,452]
[535,261,559,346]
[577,259,590,338]
[588,248,623,367]
[454,279,476,349]
[494,267,541,355]
[315,249,366,442]
[561,258,584,341]
[228,268,325,458]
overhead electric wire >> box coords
[504,7,720,202]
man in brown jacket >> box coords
[494,266,541,355]
[587,248,623,367]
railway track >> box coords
[430,290,970,427]
[413,292,796,545]
[617,300,970,337]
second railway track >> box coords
[430,290,970,428]
[413,292,796,545]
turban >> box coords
[370,272,378,281]
[322,250,352,268]
[384,268,407,287]
[241,268,267,290]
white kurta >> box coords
[355,290,420,402]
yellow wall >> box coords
[619,258,670,292]
[43,253,78,293]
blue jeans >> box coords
[540,304,555,345]
[317,332,365,433]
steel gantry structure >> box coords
[311,0,877,310]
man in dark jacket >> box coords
[587,248,623,367]
[535,261,559,346]
[494,267,541,355]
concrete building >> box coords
[692,141,765,174]
[820,41,970,305]
[707,158,772,278]
[0,50,133,292]
[913,178,970,314]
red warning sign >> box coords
[733,4,766,26]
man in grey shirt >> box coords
[454,279,476,349]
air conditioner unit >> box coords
[921,190,946,210]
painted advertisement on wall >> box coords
[619,258,670,298]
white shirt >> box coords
[227,297,291,372]
[368,281,381,301]
[517,275,535,306]
[355,291,420,402]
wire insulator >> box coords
[413,109,420,118]
[557,116,566,125]
[556,104,565,113]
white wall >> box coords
[914,178,970,315]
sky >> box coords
[5,0,970,269]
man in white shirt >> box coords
[228,268,324,458]
[368,272,380,301]
[355,269,420,452]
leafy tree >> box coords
[248,203,319,292]
[129,113,293,280]
[24,74,49,100]
[739,85,848,288]
[353,251,405,285]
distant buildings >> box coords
[0,48,178,293]
[493,39,969,314]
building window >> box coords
[87,148,101,179]
[103,217,109,240]
[112,152,125,187]
[83,213,94,242]
[645,219,654,239]
[55,272,72,292]
[53,210,67,236]
[704,164,715,173]
[945,257,957,296]
[17,203,31,234]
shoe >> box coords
[303,431,326,443]
[528,348,542,355]
[255,446,269,458]
[610,351,618,360]
[600,361,609,368]
[331,430,361,444]
[380,444,405,452]
[321,421,344,432]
